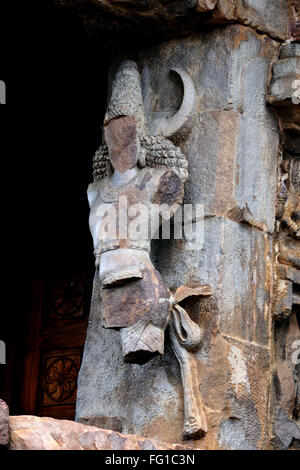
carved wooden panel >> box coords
[20,272,91,420]
[37,348,82,419]
[46,272,88,322]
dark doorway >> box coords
[0,1,111,419]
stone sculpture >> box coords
[87,60,211,439]
[277,161,300,241]
[268,43,300,448]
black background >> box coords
[1,2,113,285]
[1,0,110,277]
[0,0,110,408]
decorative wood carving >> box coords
[20,274,90,421]
[48,272,86,320]
[44,356,78,403]
[40,351,81,408]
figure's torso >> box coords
[88,166,184,259]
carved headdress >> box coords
[93,60,196,183]
[104,60,146,133]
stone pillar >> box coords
[76,24,282,449]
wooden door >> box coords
[21,271,92,420]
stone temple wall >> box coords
[75,23,285,449]
[4,0,298,451]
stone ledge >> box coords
[0,400,9,449]
[55,0,293,41]
[9,415,187,450]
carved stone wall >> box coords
[268,42,300,450]
[75,22,292,449]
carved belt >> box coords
[102,266,143,287]
[94,239,151,260]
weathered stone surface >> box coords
[87,55,210,441]
[280,43,300,60]
[9,415,186,450]
[77,217,274,448]
[104,116,140,173]
[184,111,278,232]
[289,1,300,41]
[216,337,271,450]
[272,308,300,449]
[57,0,292,40]
[56,0,213,38]
[78,415,123,432]
[267,43,300,132]
[76,274,184,443]
[196,0,217,13]
[155,218,273,347]
[272,93,299,449]
[138,25,279,233]
[212,0,291,40]
[173,284,213,303]
[278,231,300,270]
[0,399,9,449]
[273,279,294,320]
[268,57,300,105]
[77,24,279,449]
[272,408,300,449]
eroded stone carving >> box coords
[268,43,300,134]
[281,191,300,239]
[271,55,300,446]
[87,60,211,439]
[277,160,300,240]
[169,285,212,439]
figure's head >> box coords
[103,60,145,173]
[104,115,140,173]
[92,59,194,182]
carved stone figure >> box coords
[281,192,300,239]
[269,44,300,447]
[87,60,210,439]
[277,160,300,240]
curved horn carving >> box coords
[151,68,196,138]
